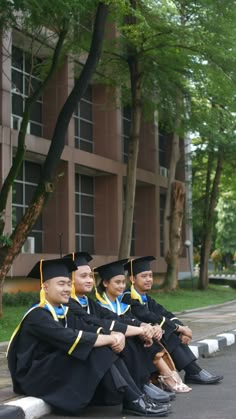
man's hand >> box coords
[152,324,163,341]
[110,332,126,353]
[177,325,193,344]
[140,323,154,340]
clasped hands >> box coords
[139,323,164,347]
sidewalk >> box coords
[1,299,236,419]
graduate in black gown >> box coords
[7,257,169,417]
[122,256,224,385]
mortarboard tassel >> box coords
[129,258,143,304]
[39,259,47,307]
[70,252,77,300]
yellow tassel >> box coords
[70,252,77,300]
[95,288,108,305]
[130,283,143,304]
[39,259,46,307]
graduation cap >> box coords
[27,258,77,307]
[63,251,93,266]
[124,256,156,276]
[27,258,77,282]
[96,259,129,281]
[94,259,128,305]
[63,252,93,299]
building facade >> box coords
[0,28,189,280]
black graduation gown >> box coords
[68,297,161,388]
[7,306,129,415]
[122,291,196,370]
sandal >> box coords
[157,371,192,393]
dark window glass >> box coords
[80,140,93,153]
[12,183,23,205]
[25,161,41,183]
[80,100,93,120]
[30,122,42,137]
[14,206,23,225]
[25,184,36,205]
[75,194,80,213]
[75,214,80,233]
[12,69,23,92]
[81,196,93,214]
[81,216,94,235]
[12,93,23,116]
[30,101,42,123]
[81,175,93,194]
[12,46,23,70]
[80,120,93,141]
[81,236,94,254]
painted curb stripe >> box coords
[197,339,219,353]
[6,396,51,419]
[217,333,235,345]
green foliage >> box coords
[3,291,38,306]
[0,234,12,247]
[215,193,236,255]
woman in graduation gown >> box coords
[7,258,168,417]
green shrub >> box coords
[3,291,39,306]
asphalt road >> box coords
[42,345,235,419]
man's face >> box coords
[103,275,126,300]
[74,265,93,296]
[133,270,153,294]
[43,276,72,306]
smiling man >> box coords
[123,256,223,385]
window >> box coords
[11,46,43,136]
[160,193,166,257]
[74,86,93,152]
[122,106,131,163]
[12,161,43,252]
[75,174,94,253]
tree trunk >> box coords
[118,56,142,258]
[162,94,183,289]
[0,2,109,318]
[164,181,185,289]
[198,149,224,290]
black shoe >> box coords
[185,369,223,384]
[143,394,172,412]
[123,395,169,417]
[143,382,171,403]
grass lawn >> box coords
[1,280,236,342]
[0,305,28,343]
[151,282,236,312]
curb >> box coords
[1,397,51,419]
[1,330,236,419]
[189,329,236,358]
